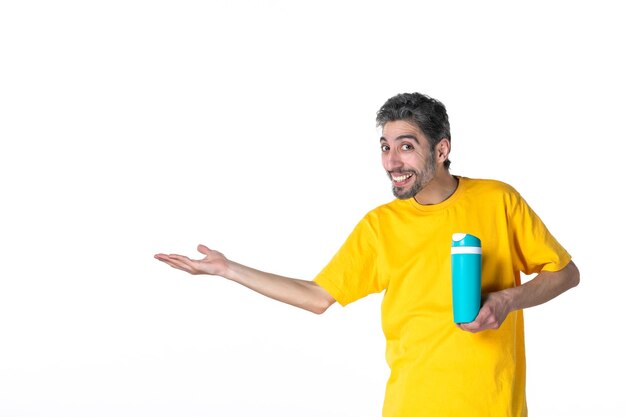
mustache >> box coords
[387,170,416,177]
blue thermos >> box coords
[451,233,482,323]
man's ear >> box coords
[436,138,451,162]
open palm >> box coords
[154,244,228,276]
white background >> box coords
[0,1,623,416]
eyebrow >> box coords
[380,134,419,143]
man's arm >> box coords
[154,244,336,314]
[459,260,580,333]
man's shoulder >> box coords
[462,176,520,197]
[358,198,408,224]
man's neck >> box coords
[414,173,459,205]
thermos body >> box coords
[451,233,482,323]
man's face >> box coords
[380,120,437,200]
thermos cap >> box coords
[451,233,481,248]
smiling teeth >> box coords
[392,173,413,181]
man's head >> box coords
[377,93,453,200]
[376,92,451,170]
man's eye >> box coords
[401,144,413,151]
[381,145,390,152]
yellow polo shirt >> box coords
[314,177,571,417]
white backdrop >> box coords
[1,1,623,416]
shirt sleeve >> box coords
[508,190,571,275]
[314,212,385,306]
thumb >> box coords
[197,244,211,255]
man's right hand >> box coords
[154,244,228,276]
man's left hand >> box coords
[457,291,512,333]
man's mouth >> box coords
[390,172,414,186]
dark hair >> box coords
[376,92,452,169]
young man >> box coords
[155,92,579,417]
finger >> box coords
[460,326,481,334]
[163,261,191,273]
[155,253,193,268]
[474,306,489,321]
[458,320,482,333]
[154,254,174,263]
[155,253,189,261]
[197,244,211,255]
[161,257,196,273]
[163,254,193,262]
[458,323,468,332]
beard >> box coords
[390,152,437,200]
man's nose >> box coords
[383,150,402,171]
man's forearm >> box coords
[459,260,580,333]
[223,261,336,314]
[504,260,580,312]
